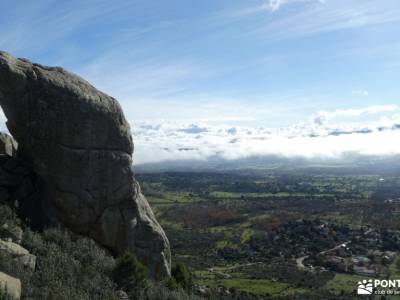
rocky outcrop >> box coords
[0,271,21,300]
[0,240,36,270]
[0,51,170,278]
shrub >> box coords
[0,203,201,300]
[112,252,148,298]
[171,263,193,292]
[166,276,179,290]
[20,228,119,300]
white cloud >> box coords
[267,0,325,12]
[0,1,139,55]
[236,0,400,41]
[352,90,369,97]
[130,106,400,164]
[268,0,289,12]
[311,105,399,126]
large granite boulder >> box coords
[0,51,170,278]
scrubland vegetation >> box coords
[0,205,200,300]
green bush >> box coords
[166,276,179,290]
[171,263,193,292]
[112,252,148,298]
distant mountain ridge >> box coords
[136,153,400,175]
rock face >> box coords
[0,51,170,278]
[0,132,17,156]
[0,271,21,300]
[0,240,36,270]
[0,133,39,218]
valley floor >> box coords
[138,170,400,299]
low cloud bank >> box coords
[132,113,400,164]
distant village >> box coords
[304,225,399,277]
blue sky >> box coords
[1,0,400,163]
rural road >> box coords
[295,241,351,269]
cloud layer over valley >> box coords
[130,105,400,164]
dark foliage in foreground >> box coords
[0,204,201,300]
[1,226,118,300]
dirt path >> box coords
[296,256,308,268]
[295,241,351,269]
[208,262,264,278]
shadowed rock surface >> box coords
[0,51,170,278]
